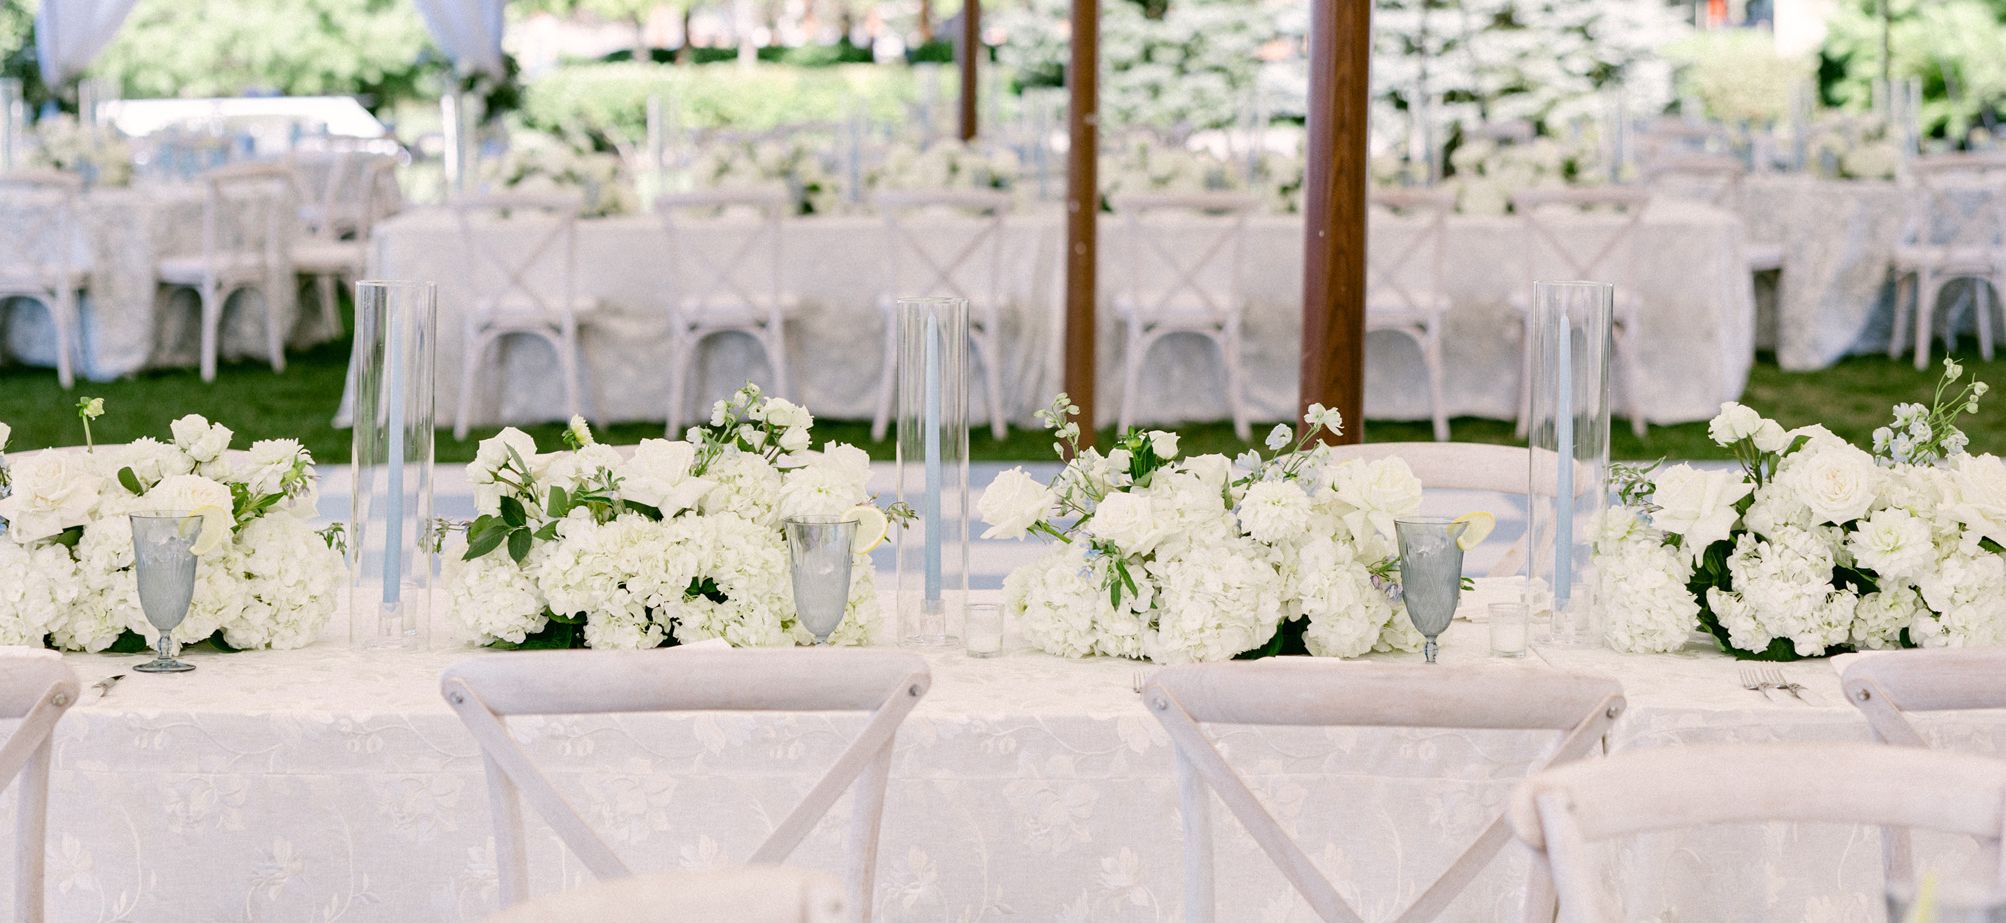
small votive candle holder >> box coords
[964,603,1004,658]
[1489,603,1529,659]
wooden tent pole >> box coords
[1298,0,1370,444]
[1062,0,1099,447]
[959,0,980,140]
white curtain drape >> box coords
[35,0,141,87]
[412,0,507,79]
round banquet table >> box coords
[367,200,1753,430]
[1740,176,1906,371]
[8,580,1992,923]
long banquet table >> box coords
[369,201,1754,430]
[9,582,1994,923]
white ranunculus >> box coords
[1846,508,1934,581]
[1707,402,1764,446]
[1774,442,1882,525]
[168,414,233,463]
[616,439,712,515]
[0,451,106,542]
[1089,491,1163,555]
[978,467,1055,540]
[1946,453,2006,549]
[1648,464,1753,558]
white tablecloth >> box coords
[7,580,1989,923]
[1742,177,1906,371]
[369,202,1753,430]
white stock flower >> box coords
[616,440,713,515]
[1647,464,1752,559]
[0,451,106,543]
[1945,453,2006,549]
[1773,442,1882,525]
[1707,402,1764,445]
[978,468,1055,540]
[168,414,233,463]
[1846,508,1934,581]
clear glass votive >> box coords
[964,603,1004,658]
[1489,603,1529,659]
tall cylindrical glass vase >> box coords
[894,297,970,647]
[350,281,438,649]
[1526,281,1612,647]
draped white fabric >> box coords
[33,0,139,87]
[412,0,508,78]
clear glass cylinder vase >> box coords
[349,281,438,649]
[894,297,971,646]
[1526,281,1612,647]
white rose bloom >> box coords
[1773,442,1882,525]
[1751,420,1793,454]
[977,467,1055,540]
[1846,508,1934,581]
[1945,453,2006,549]
[1706,402,1764,446]
[168,414,233,463]
[1148,431,1181,460]
[141,474,236,555]
[1237,479,1314,547]
[1646,464,1752,559]
[616,439,713,515]
[0,451,106,542]
[1323,457,1424,543]
[1089,491,1164,555]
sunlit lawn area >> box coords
[1,337,1999,464]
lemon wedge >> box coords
[188,504,233,557]
[1453,511,1495,552]
[849,506,890,554]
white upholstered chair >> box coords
[1888,153,2006,369]
[290,153,403,334]
[449,191,600,439]
[1,655,81,923]
[1841,649,2006,886]
[1109,191,1257,441]
[1366,190,1456,441]
[0,171,89,388]
[441,648,930,922]
[1643,152,1784,272]
[869,188,1014,442]
[1510,743,2006,923]
[1142,661,1624,923]
[1323,442,1537,578]
[477,866,846,923]
[1508,187,1653,438]
[159,161,296,382]
[654,187,796,436]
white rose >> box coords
[1148,431,1181,460]
[113,437,194,488]
[1324,457,1423,542]
[0,451,105,542]
[1752,420,1792,454]
[616,439,713,514]
[1707,402,1764,446]
[1775,443,1882,525]
[1648,464,1753,559]
[168,414,232,462]
[141,474,236,555]
[1089,491,1163,555]
[978,467,1055,540]
[1846,508,1934,580]
[469,427,539,484]
[1946,453,2006,549]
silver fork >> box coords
[87,673,125,704]
[1760,666,1811,704]
[1131,670,1147,695]
[1738,665,1774,702]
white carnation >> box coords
[1846,508,1934,581]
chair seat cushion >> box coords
[292,240,367,274]
[158,253,265,286]
[473,295,602,327]
[1366,290,1452,324]
[1893,244,1998,275]
[1745,241,1786,272]
[1112,295,1236,327]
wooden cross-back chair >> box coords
[654,186,796,436]
[1841,649,2006,887]
[1508,187,1653,438]
[1142,661,1624,923]
[159,161,296,382]
[1511,743,2006,923]
[0,657,81,923]
[477,866,847,923]
[1108,191,1258,441]
[1366,190,1456,441]
[0,170,88,388]
[442,648,931,922]
[869,188,1014,442]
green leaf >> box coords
[464,526,507,560]
[624,501,663,521]
[118,466,144,495]
[507,527,532,563]
[546,485,570,518]
[533,522,560,541]
[1982,537,2005,555]
[105,630,151,654]
[500,496,527,528]
[206,630,241,653]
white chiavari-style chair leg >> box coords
[1914,268,1938,371]
[1888,270,1913,359]
[1117,321,1149,437]
[1219,324,1251,442]
[1423,320,1449,441]
[198,283,222,383]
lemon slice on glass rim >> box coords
[849,506,891,554]
[1452,511,1495,552]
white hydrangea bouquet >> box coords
[688,137,840,216]
[869,139,1020,193]
[1597,359,2006,659]
[980,397,1432,664]
[442,385,894,650]
[0,403,340,652]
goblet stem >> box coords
[156,634,172,666]
[1424,639,1439,664]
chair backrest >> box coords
[441,648,931,921]
[287,149,395,241]
[0,656,81,923]
[654,186,789,326]
[1323,442,1537,578]
[1509,187,1650,292]
[1510,742,2006,923]
[199,161,295,272]
[1143,661,1624,923]
[1901,153,2006,252]
[478,866,847,923]
[1109,191,1257,323]
[0,171,84,289]
[449,191,585,326]
[1365,190,1453,315]
[1643,152,1747,210]
[873,188,1012,326]
[1842,649,2006,885]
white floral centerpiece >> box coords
[32,114,134,188]
[1597,360,2006,659]
[981,397,1432,664]
[486,128,635,217]
[870,140,1019,193]
[1444,134,1606,216]
[442,385,895,649]
[0,402,340,652]
[688,138,839,216]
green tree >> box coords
[519,0,684,62]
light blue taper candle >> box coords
[382,303,406,608]
[1553,303,1574,613]
[923,309,943,604]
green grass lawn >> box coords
[1,335,2000,464]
